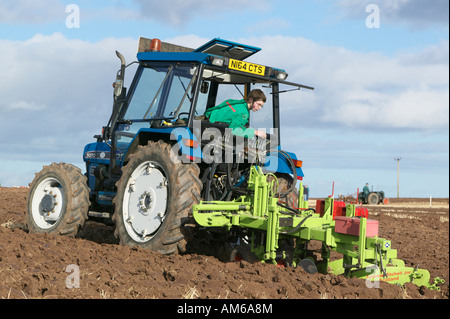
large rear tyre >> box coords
[113,141,202,255]
[367,193,379,205]
[26,163,90,236]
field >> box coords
[0,186,448,299]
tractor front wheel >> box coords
[113,141,202,254]
[26,163,90,236]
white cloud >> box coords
[0,33,138,164]
[6,100,47,110]
[399,40,449,66]
[322,88,449,129]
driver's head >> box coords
[247,89,266,112]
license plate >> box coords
[228,59,265,76]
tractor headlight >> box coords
[276,71,288,81]
[210,57,226,67]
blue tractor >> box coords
[26,37,313,255]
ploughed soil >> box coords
[0,187,448,299]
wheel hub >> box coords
[41,194,56,213]
[139,191,154,214]
[123,162,168,242]
[30,177,65,228]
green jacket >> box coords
[204,99,255,138]
[363,185,370,195]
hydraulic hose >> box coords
[266,149,297,198]
[226,163,250,195]
[211,139,299,199]
[279,214,313,234]
[277,201,316,216]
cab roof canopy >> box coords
[137,37,260,60]
[194,38,261,60]
[136,37,314,90]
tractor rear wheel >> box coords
[26,163,90,236]
[113,141,202,254]
[367,193,379,205]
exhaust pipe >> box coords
[114,51,126,98]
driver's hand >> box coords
[254,130,267,139]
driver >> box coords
[205,89,267,139]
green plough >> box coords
[193,166,444,290]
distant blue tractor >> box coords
[26,37,313,255]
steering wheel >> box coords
[177,112,190,120]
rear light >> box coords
[292,159,303,168]
[183,138,199,148]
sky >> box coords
[0,0,448,198]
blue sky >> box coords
[0,0,448,198]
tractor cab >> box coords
[127,38,313,135]
[84,37,313,207]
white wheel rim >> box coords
[30,177,65,229]
[122,161,168,243]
